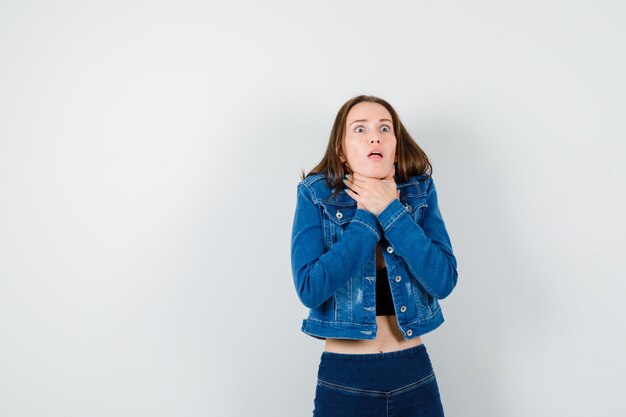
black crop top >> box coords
[376,266,395,316]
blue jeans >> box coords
[312,344,445,417]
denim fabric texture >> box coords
[313,344,445,416]
[290,172,458,341]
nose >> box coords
[369,137,380,143]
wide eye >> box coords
[355,126,365,133]
[381,125,391,132]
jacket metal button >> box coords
[400,305,407,313]
[406,329,413,336]
[336,211,343,220]
[406,204,412,211]
[386,246,393,253]
[394,275,401,282]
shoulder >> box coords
[398,173,432,197]
[300,172,327,187]
[297,172,333,202]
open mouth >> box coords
[368,151,383,160]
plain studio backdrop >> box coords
[1,1,624,416]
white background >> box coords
[1,1,625,416]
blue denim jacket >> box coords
[290,172,458,341]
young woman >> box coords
[290,95,458,416]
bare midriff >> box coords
[324,243,423,354]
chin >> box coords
[368,169,389,179]
[354,164,390,178]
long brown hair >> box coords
[299,94,432,200]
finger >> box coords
[345,187,359,201]
[344,178,362,193]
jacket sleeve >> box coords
[290,182,382,309]
[376,177,458,299]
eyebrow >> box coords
[348,118,393,127]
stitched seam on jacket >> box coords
[351,218,380,240]
[382,205,408,232]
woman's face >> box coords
[340,102,397,179]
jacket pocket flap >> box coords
[319,200,357,225]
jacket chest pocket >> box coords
[319,200,357,249]
[401,195,428,225]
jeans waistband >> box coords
[317,343,434,392]
[320,343,426,360]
